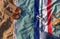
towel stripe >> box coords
[47,0,52,34]
[34,0,39,39]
